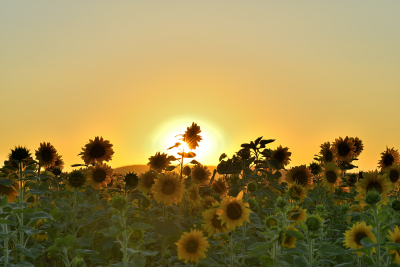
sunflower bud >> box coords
[141,197,151,209]
[365,189,381,206]
[131,229,144,242]
[110,195,127,211]
[248,198,259,212]
[164,250,171,259]
[51,167,62,176]
[124,172,139,189]
[73,257,87,267]
[391,199,400,212]
[276,197,287,209]
[305,215,322,232]
[265,216,278,228]
[316,204,325,215]
[247,182,257,193]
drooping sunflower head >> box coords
[265,216,279,228]
[33,219,48,242]
[147,152,174,172]
[385,163,400,188]
[66,170,86,190]
[286,165,313,190]
[280,225,298,249]
[321,162,342,192]
[191,164,211,185]
[387,226,400,265]
[182,165,191,176]
[35,142,58,168]
[332,137,356,162]
[350,137,364,158]
[343,221,376,256]
[137,170,158,195]
[185,183,202,208]
[175,229,209,264]
[287,206,307,225]
[86,162,113,190]
[9,146,31,163]
[203,195,218,209]
[0,178,19,203]
[319,142,335,164]
[271,145,291,169]
[379,147,400,170]
[182,122,202,150]
[287,183,308,202]
[25,194,37,208]
[217,193,252,230]
[355,170,393,205]
[152,172,183,206]
[124,172,139,189]
[81,136,114,164]
[211,178,228,197]
[202,207,228,237]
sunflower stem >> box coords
[373,207,381,265]
[229,232,234,267]
[18,161,25,261]
[1,207,9,265]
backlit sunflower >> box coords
[47,155,65,173]
[86,163,112,190]
[152,172,183,206]
[355,170,392,205]
[287,206,307,225]
[185,184,202,208]
[387,226,400,265]
[332,136,356,162]
[280,225,298,249]
[211,178,228,197]
[203,195,218,209]
[271,145,291,169]
[321,162,342,192]
[287,183,307,202]
[147,152,174,172]
[378,147,400,170]
[33,219,48,242]
[66,170,86,191]
[343,221,376,256]
[181,122,202,150]
[351,137,364,158]
[319,142,335,164]
[384,163,400,188]
[81,136,114,164]
[124,172,139,189]
[202,207,228,237]
[175,229,209,264]
[191,164,211,185]
[182,165,191,176]
[217,192,252,230]
[137,170,158,195]
[25,194,37,208]
[286,165,313,190]
[35,142,58,168]
[9,146,31,163]
[0,179,19,203]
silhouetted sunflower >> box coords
[9,146,31,163]
[287,206,307,225]
[86,163,112,190]
[182,122,202,150]
[137,170,158,195]
[211,178,228,197]
[185,184,202,208]
[49,155,65,171]
[35,142,58,168]
[350,137,364,158]
[332,136,356,162]
[217,192,251,230]
[319,142,335,163]
[175,229,209,264]
[280,225,298,249]
[147,152,174,172]
[355,170,392,205]
[203,195,218,209]
[182,165,191,176]
[81,136,114,164]
[0,179,19,203]
[343,221,376,257]
[384,163,400,187]
[124,172,139,189]
[191,164,211,185]
[271,145,291,169]
[202,207,228,237]
[287,183,307,202]
[66,170,86,191]
[387,226,400,265]
[152,172,183,206]
[378,147,400,170]
[286,165,313,190]
[321,162,342,192]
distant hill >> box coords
[113,164,219,177]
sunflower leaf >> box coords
[360,238,377,248]
[0,179,13,187]
[286,230,304,240]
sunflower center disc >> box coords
[384,154,394,167]
[71,174,85,188]
[144,175,155,188]
[93,169,107,183]
[326,171,337,183]
[325,151,333,162]
[161,181,176,195]
[354,232,368,245]
[89,144,106,159]
[338,143,351,157]
[390,170,399,183]
[213,182,225,195]
[211,214,222,229]
[185,239,199,254]
[194,169,207,182]
[227,202,243,220]
[274,150,285,163]
[290,211,300,220]
[293,171,308,186]
[41,149,53,162]
[0,185,13,195]
[366,181,382,193]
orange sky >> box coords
[1,1,400,172]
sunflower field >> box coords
[1,123,400,267]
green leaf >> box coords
[317,243,346,257]
[18,225,40,235]
[293,255,308,267]
[388,242,400,250]
[15,260,35,267]
[152,219,176,237]
[198,257,220,266]
[249,244,271,256]
[286,230,304,240]
[55,234,76,248]
[75,249,98,256]
[131,223,153,230]
[31,211,54,221]
[140,250,158,257]
[76,236,93,248]
[130,254,146,267]
[0,179,13,187]
[0,219,15,225]
[0,195,8,207]
[360,238,377,248]
[14,244,44,259]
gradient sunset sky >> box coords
[1,1,399,172]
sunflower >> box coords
[280,225,298,249]
[65,170,86,191]
[217,192,252,230]
[271,145,291,169]
[265,216,279,228]
[378,147,400,170]
[202,207,228,237]
[191,164,211,185]
[35,142,58,168]
[319,142,335,163]
[387,226,400,265]
[32,219,48,242]
[86,162,112,190]
[384,163,400,188]
[286,165,313,190]
[124,172,139,189]
[211,178,228,197]
[287,183,307,202]
[321,162,342,192]
[25,194,37,208]
[152,172,183,206]
[182,165,191,176]
[147,152,174,172]
[81,136,114,164]
[343,221,376,256]
[332,136,356,162]
[182,122,202,150]
[0,179,19,203]
[137,170,158,195]
[9,146,31,163]
[203,195,218,209]
[287,206,307,225]
[355,170,392,205]
[175,229,209,264]
[351,137,364,158]
[47,155,65,173]
[185,184,202,208]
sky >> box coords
[1,1,400,172]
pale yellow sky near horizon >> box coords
[1,1,400,172]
